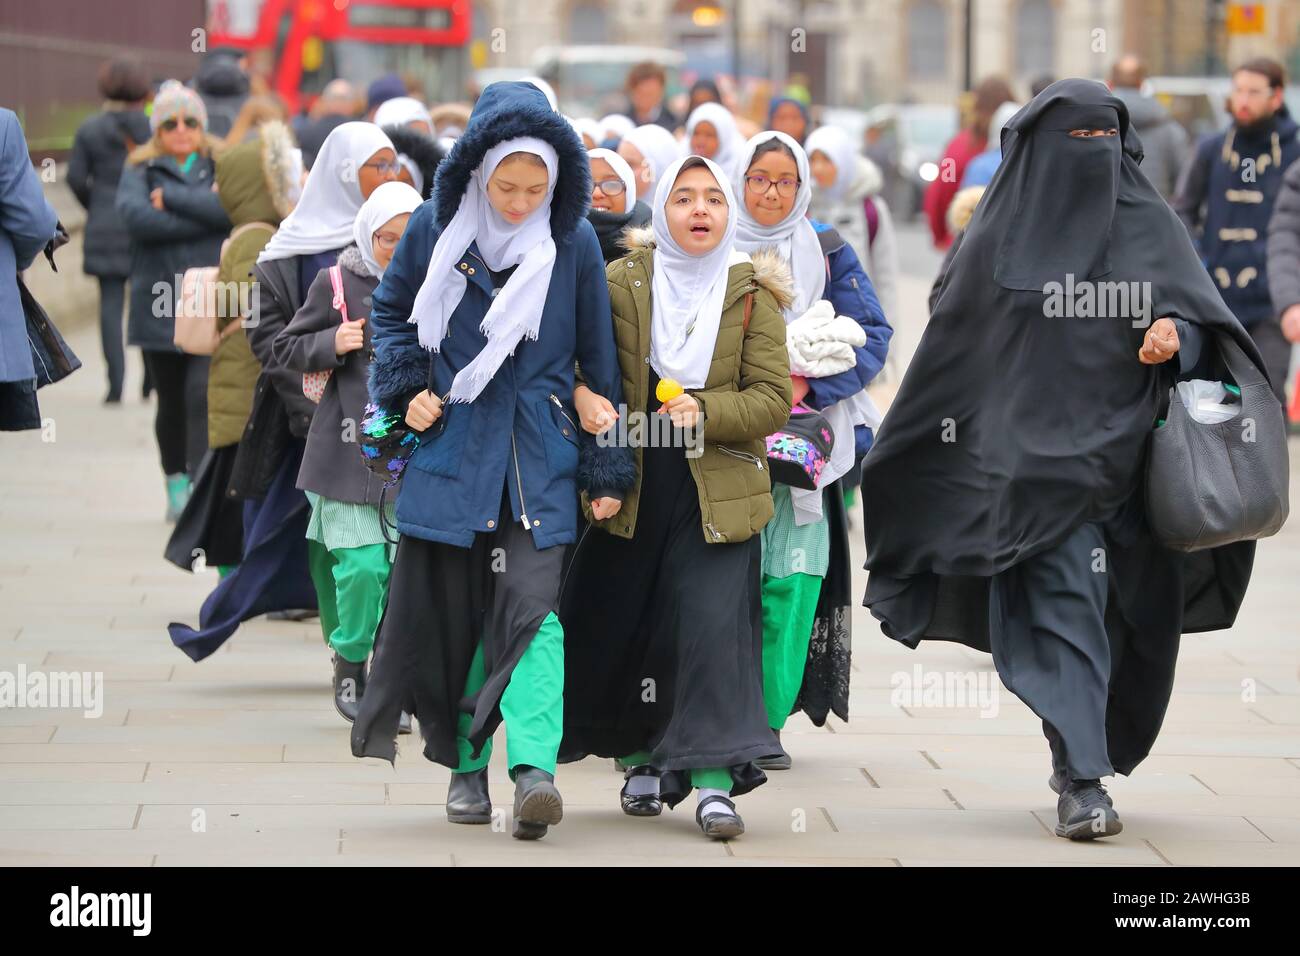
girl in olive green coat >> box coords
[559,154,793,841]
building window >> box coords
[908,0,949,81]
[1015,0,1056,78]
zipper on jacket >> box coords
[718,444,765,469]
[511,430,530,531]
[549,393,578,434]
[705,522,727,542]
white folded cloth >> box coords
[785,299,868,378]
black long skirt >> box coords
[558,412,770,806]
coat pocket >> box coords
[536,395,579,480]
[408,402,469,479]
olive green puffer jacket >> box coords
[584,225,794,543]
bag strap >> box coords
[329,265,349,323]
[742,291,754,330]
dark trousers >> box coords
[97,276,126,400]
[987,521,1113,782]
[1246,317,1294,406]
[141,349,210,476]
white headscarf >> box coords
[396,153,424,195]
[588,148,636,213]
[374,96,433,132]
[259,122,394,262]
[353,181,423,278]
[409,136,559,403]
[622,123,682,199]
[804,125,860,203]
[649,155,749,390]
[685,103,743,178]
[599,113,634,142]
[733,130,825,318]
[568,116,603,148]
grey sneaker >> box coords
[1055,779,1122,840]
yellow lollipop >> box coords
[655,378,683,403]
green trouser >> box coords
[307,539,340,647]
[453,611,564,779]
[325,543,391,664]
[621,750,733,792]
[217,564,236,579]
[760,572,823,730]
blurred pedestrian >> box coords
[1265,151,1300,412]
[191,49,250,139]
[767,96,811,145]
[364,73,408,122]
[67,56,153,404]
[221,93,290,148]
[382,121,444,201]
[619,61,678,131]
[960,101,1021,188]
[1107,55,1189,199]
[273,180,422,724]
[923,76,1014,248]
[586,147,651,263]
[375,96,433,136]
[687,78,722,114]
[686,102,742,175]
[116,80,231,521]
[617,122,681,201]
[1174,57,1300,403]
[296,79,358,169]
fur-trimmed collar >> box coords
[619,225,795,311]
[336,244,372,278]
[431,82,590,243]
[258,120,298,220]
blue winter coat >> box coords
[807,221,893,455]
[0,109,59,385]
[367,81,635,550]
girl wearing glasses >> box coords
[167,123,397,663]
[271,182,422,723]
[117,80,231,521]
[586,148,651,264]
[734,131,892,770]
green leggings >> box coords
[760,572,823,730]
[620,751,733,791]
[453,611,565,779]
[312,543,392,664]
[307,540,340,648]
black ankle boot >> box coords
[512,765,563,840]
[446,768,492,824]
[1055,779,1122,840]
[331,654,367,723]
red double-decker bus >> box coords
[207,0,471,113]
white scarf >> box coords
[353,181,423,279]
[733,130,825,319]
[258,122,394,262]
[622,123,682,198]
[599,113,635,142]
[408,136,559,403]
[374,96,433,132]
[649,155,748,390]
[685,103,743,178]
[804,125,862,204]
[587,148,637,213]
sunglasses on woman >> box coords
[745,174,801,198]
[594,178,627,197]
[160,117,201,132]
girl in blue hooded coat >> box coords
[350,82,634,841]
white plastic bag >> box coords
[1175,379,1240,425]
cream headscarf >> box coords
[352,181,423,279]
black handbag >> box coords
[21,272,81,388]
[1146,332,1289,552]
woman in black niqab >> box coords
[861,79,1269,836]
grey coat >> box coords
[271,245,383,505]
[66,107,152,277]
[1266,157,1300,318]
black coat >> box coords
[116,152,230,350]
[66,108,152,277]
[271,245,384,505]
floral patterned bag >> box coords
[765,405,834,490]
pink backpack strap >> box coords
[329,265,349,323]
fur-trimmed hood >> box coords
[431,81,590,243]
[619,224,796,312]
[336,243,372,278]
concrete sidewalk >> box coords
[1,319,1298,866]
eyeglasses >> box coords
[373,231,403,249]
[160,117,200,132]
[362,160,402,175]
[594,178,626,197]
[745,174,800,198]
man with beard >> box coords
[862,79,1279,841]
[1174,58,1300,404]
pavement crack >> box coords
[1243,817,1274,842]
[920,750,941,769]
[942,788,965,810]
[132,804,143,829]
[1143,839,1173,865]
[1190,773,1217,794]
[818,806,839,832]
[859,766,880,788]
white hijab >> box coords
[733,130,825,319]
[374,96,433,132]
[685,103,743,178]
[599,113,635,142]
[353,181,423,278]
[588,148,636,213]
[649,155,749,390]
[259,122,394,262]
[622,123,682,199]
[569,117,603,148]
[804,125,860,203]
[409,136,559,403]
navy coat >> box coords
[368,82,634,550]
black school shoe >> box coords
[696,795,745,840]
[1055,780,1122,840]
[620,765,663,817]
[446,768,492,824]
[512,766,563,840]
[332,654,367,722]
